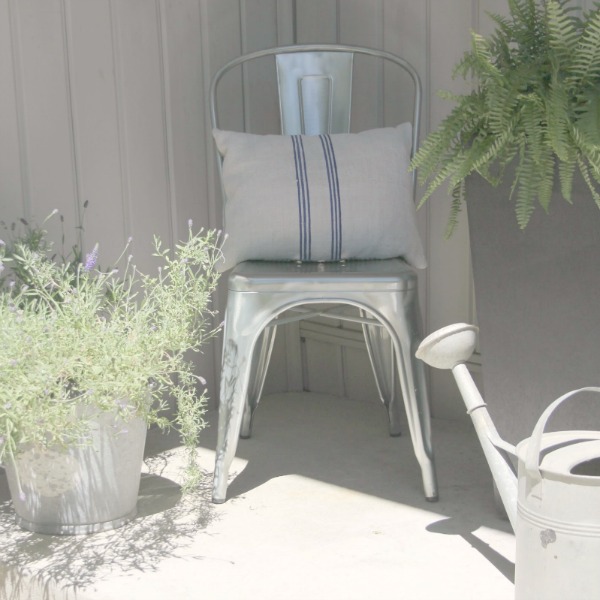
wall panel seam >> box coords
[239,0,250,130]
[61,0,84,247]
[424,0,432,339]
[198,0,224,392]
[198,0,217,229]
[108,0,131,241]
[156,0,176,247]
[7,0,30,218]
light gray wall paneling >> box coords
[295,0,338,43]
[340,1,385,132]
[160,0,211,237]
[0,0,25,231]
[111,0,172,270]
[424,0,476,419]
[8,0,80,251]
[66,0,127,262]
[240,0,281,134]
[159,0,219,393]
[382,0,430,330]
[0,0,513,419]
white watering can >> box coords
[416,323,600,600]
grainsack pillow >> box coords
[213,124,426,272]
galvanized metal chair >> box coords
[210,44,437,503]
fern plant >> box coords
[411,0,600,235]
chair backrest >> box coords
[210,44,422,191]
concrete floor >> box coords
[0,392,515,600]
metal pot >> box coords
[4,411,147,535]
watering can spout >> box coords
[417,324,519,531]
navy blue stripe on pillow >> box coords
[319,134,342,261]
[291,135,311,261]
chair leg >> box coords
[361,312,402,436]
[393,314,438,502]
[212,335,255,504]
[240,325,277,439]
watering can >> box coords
[416,323,600,600]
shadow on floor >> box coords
[200,392,515,582]
[0,392,515,598]
[0,448,217,595]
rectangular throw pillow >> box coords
[213,124,426,272]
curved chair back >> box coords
[210,44,421,192]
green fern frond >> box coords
[577,156,600,208]
[445,182,465,238]
[569,4,600,86]
[486,82,520,134]
[515,152,538,227]
[558,156,576,201]
[519,97,546,165]
[417,154,468,208]
[455,32,500,82]
[411,93,486,180]
[570,123,600,173]
[537,147,556,211]
[546,68,572,161]
[547,0,579,58]
[574,92,600,150]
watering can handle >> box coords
[525,386,600,480]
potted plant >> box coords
[411,0,600,445]
[0,217,221,534]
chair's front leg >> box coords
[380,291,438,502]
[396,301,437,501]
[212,335,254,504]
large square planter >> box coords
[466,171,600,445]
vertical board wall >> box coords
[1,0,588,417]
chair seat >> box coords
[228,258,417,293]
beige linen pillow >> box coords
[213,124,426,271]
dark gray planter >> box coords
[466,171,600,445]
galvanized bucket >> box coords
[4,411,147,535]
[515,388,600,600]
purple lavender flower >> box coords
[84,244,99,272]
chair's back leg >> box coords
[240,325,278,438]
[361,311,403,437]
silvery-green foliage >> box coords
[411,0,600,235]
[0,222,221,492]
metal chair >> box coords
[210,44,437,503]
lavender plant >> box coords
[0,221,221,492]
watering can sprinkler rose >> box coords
[417,324,600,600]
